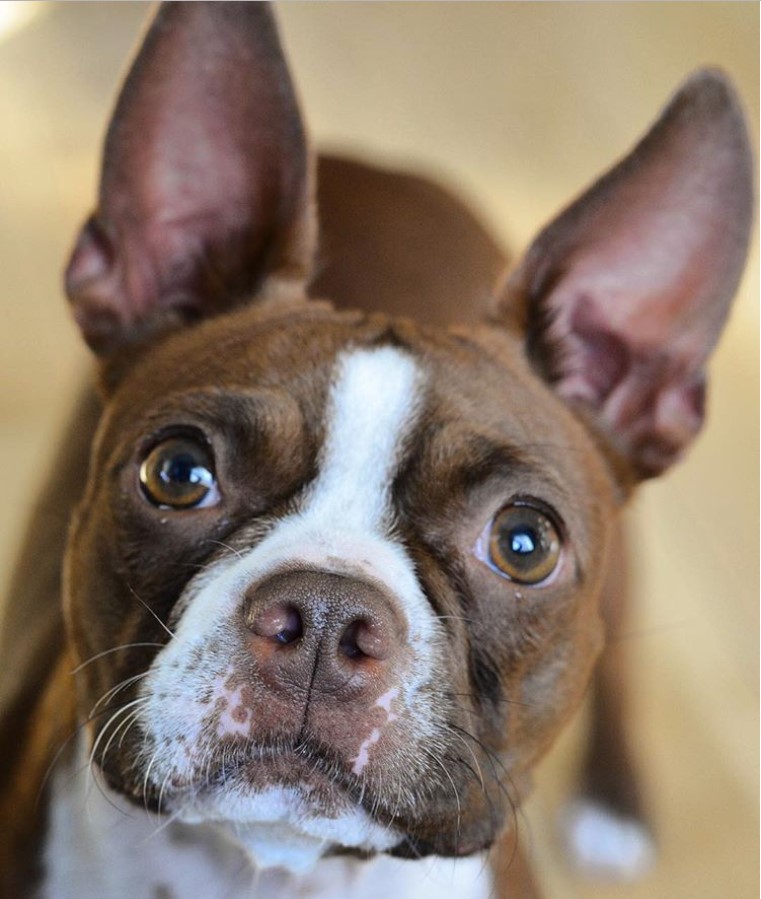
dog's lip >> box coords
[109,738,500,859]
[154,739,365,810]
[215,742,351,788]
[149,743,410,859]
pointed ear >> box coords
[497,69,754,480]
[65,2,315,355]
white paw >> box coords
[561,799,657,881]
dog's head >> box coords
[61,3,752,870]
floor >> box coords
[0,4,757,898]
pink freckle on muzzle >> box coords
[351,687,400,775]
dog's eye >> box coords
[485,503,561,585]
[139,436,219,509]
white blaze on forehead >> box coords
[309,346,422,531]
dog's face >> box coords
[61,3,752,871]
[66,302,615,862]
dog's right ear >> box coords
[65,2,314,355]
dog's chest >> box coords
[42,741,494,899]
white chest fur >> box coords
[42,742,495,899]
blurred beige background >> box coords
[0,3,757,898]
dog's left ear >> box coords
[498,69,754,480]
[65,2,313,355]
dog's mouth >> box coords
[102,734,496,867]
[186,741,370,811]
[101,737,407,868]
[124,737,371,809]
[168,743,406,870]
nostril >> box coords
[251,603,303,645]
[339,621,363,660]
[339,618,390,662]
[275,613,302,645]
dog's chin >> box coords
[126,754,405,874]
[175,785,402,874]
[197,817,380,874]
[105,744,497,869]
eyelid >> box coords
[140,424,215,458]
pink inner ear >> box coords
[65,3,313,355]
[509,69,754,479]
[552,293,707,476]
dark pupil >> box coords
[161,452,206,486]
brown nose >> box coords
[243,569,408,699]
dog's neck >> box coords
[42,735,494,899]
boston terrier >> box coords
[0,3,752,897]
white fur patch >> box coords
[42,737,493,899]
[43,736,256,899]
[562,798,657,881]
[135,347,446,872]
[309,345,422,530]
[213,680,253,738]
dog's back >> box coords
[314,155,505,326]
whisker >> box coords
[126,582,175,640]
[139,806,184,846]
[445,725,485,793]
[37,720,92,810]
[73,645,162,675]
[441,690,539,710]
[141,750,160,818]
[89,698,148,772]
[91,672,151,716]
[421,746,462,841]
[204,538,245,561]
[447,722,523,841]
[157,771,173,817]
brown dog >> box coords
[0,4,753,897]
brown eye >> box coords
[487,503,561,584]
[139,436,219,509]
